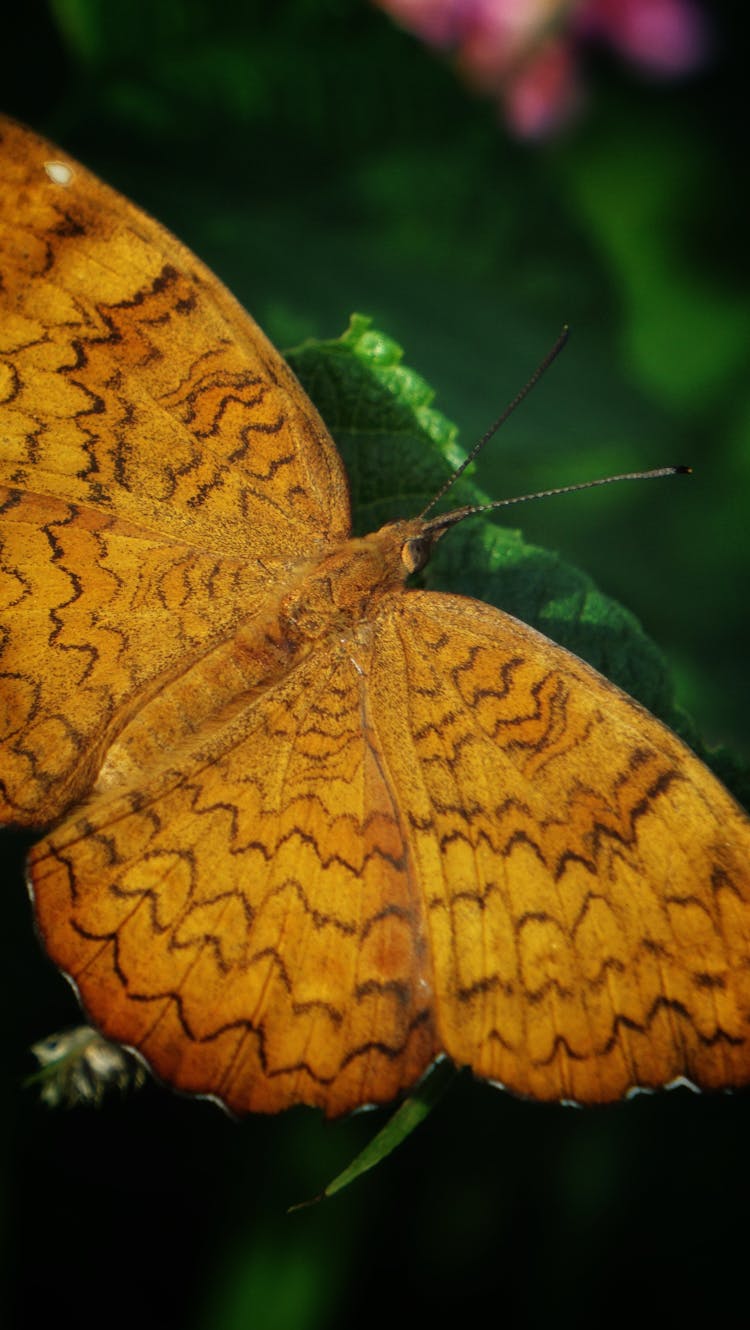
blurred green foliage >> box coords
[2,2,748,1329]
[17,0,745,759]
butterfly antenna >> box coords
[423,465,692,537]
[419,325,570,519]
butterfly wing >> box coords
[8,117,750,1113]
[366,590,750,1102]
[0,117,350,823]
[28,578,750,1113]
[28,640,436,1117]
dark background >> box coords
[2,3,748,1327]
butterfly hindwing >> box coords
[29,581,750,1112]
[365,590,750,1101]
[28,638,436,1116]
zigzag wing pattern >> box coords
[28,641,436,1117]
[370,591,750,1102]
[0,115,351,824]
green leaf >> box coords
[288,1060,457,1210]
[288,316,741,758]
[287,314,463,534]
[286,317,750,1198]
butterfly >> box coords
[2,116,749,1118]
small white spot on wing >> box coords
[44,159,74,187]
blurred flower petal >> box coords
[372,0,709,137]
[578,0,708,74]
[502,37,582,138]
[375,0,483,46]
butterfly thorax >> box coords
[278,518,429,644]
[85,521,431,802]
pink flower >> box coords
[577,0,707,74]
[374,0,486,46]
[373,0,709,137]
[498,36,581,138]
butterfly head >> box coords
[394,507,475,575]
[398,525,439,576]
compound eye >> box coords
[401,536,431,575]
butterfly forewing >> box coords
[0,116,350,825]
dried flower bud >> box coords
[29,1026,147,1108]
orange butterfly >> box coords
[2,116,749,1117]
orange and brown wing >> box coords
[0,488,275,824]
[28,577,750,1115]
[368,590,750,1103]
[0,117,349,551]
[28,642,436,1117]
[0,117,350,824]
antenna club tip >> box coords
[675,464,692,475]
